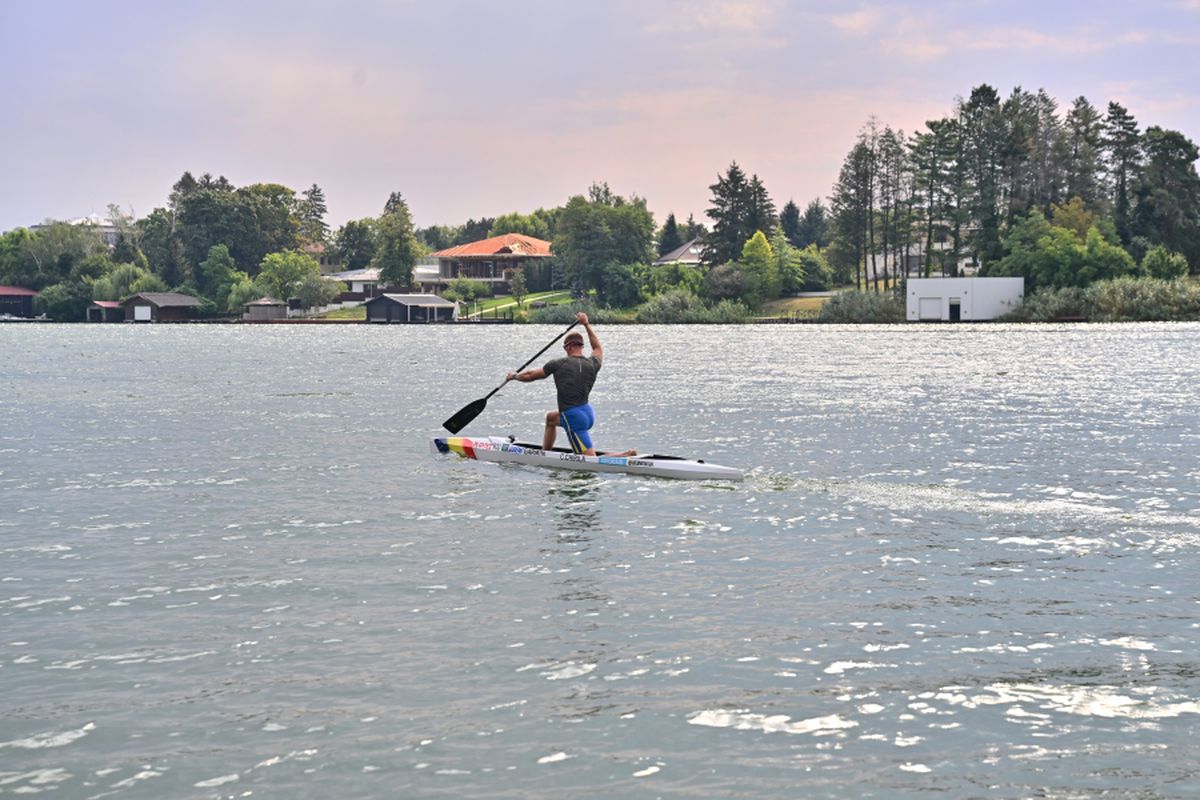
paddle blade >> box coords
[442,397,487,433]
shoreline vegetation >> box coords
[3,82,1198,325]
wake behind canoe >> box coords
[432,436,743,481]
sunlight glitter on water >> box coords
[1,323,1199,797]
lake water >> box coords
[2,322,1199,799]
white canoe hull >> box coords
[432,436,743,481]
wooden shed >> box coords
[364,293,458,323]
[243,297,287,322]
[87,300,125,322]
[0,286,38,318]
[123,292,201,322]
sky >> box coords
[2,0,1198,234]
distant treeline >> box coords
[2,82,1197,322]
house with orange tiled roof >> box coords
[426,233,553,294]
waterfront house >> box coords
[325,267,381,299]
[123,292,202,322]
[653,237,706,267]
[30,214,120,247]
[242,297,287,322]
[302,242,344,275]
[429,233,553,294]
[0,286,38,318]
[364,293,458,323]
[87,300,125,322]
[906,277,1024,322]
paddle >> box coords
[442,320,579,433]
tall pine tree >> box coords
[298,184,329,243]
[704,162,753,265]
[1103,102,1141,244]
[658,212,683,256]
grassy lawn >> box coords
[467,291,573,315]
[316,305,366,320]
[758,296,831,317]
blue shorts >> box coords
[559,403,595,453]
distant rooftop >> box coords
[430,233,552,259]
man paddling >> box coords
[506,312,636,457]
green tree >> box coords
[704,161,754,265]
[1051,197,1098,238]
[829,140,873,289]
[779,201,801,247]
[746,174,777,238]
[992,210,1136,289]
[293,273,342,309]
[1063,96,1105,210]
[35,281,92,321]
[600,262,642,308]
[333,219,377,269]
[770,229,805,295]
[0,228,40,288]
[508,267,528,307]
[958,84,1007,267]
[739,230,775,306]
[23,221,103,289]
[197,244,243,308]
[796,199,830,249]
[489,211,552,240]
[1103,102,1141,244]
[136,207,186,287]
[298,184,329,243]
[257,249,323,301]
[1132,127,1200,271]
[657,212,683,256]
[374,193,419,287]
[92,262,159,301]
[796,244,834,290]
[226,276,264,311]
[553,184,654,302]
[1142,245,1189,280]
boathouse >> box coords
[364,293,458,323]
[906,277,1024,322]
[243,297,287,322]
[122,292,202,322]
[0,286,38,318]
[87,301,125,322]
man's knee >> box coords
[545,410,559,426]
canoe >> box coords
[431,435,743,481]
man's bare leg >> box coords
[543,410,559,451]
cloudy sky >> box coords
[2,0,1198,234]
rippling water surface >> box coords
[2,322,1198,798]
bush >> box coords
[815,291,904,323]
[527,301,624,325]
[633,290,751,323]
[1085,276,1200,321]
[1142,246,1189,281]
[1003,276,1200,322]
[1001,285,1087,321]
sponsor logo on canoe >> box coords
[472,442,496,452]
[559,453,586,462]
[628,459,654,467]
[501,443,525,454]
[598,456,627,466]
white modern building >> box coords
[906,277,1025,322]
